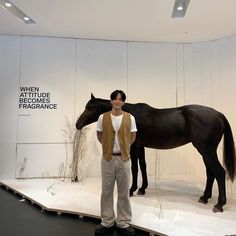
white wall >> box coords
[0,35,20,178]
[0,34,236,196]
[15,36,76,178]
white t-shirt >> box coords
[96,113,137,153]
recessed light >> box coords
[172,0,190,18]
[4,2,12,7]
[0,1,36,24]
[23,16,30,21]
[177,6,183,11]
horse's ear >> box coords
[91,93,95,100]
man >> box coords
[95,90,137,236]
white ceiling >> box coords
[0,0,236,43]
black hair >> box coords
[110,90,126,102]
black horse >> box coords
[76,93,235,213]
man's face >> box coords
[111,93,124,109]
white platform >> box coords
[1,176,236,236]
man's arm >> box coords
[131,132,136,145]
[97,131,102,144]
[130,115,137,145]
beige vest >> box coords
[102,111,131,161]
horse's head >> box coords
[76,93,110,130]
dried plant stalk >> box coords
[70,127,88,182]
[47,116,89,195]
[61,116,89,182]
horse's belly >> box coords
[143,139,190,149]
[137,131,190,149]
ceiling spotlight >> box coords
[172,0,190,18]
[177,5,183,11]
[0,0,36,24]
[4,2,12,7]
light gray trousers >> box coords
[100,155,132,228]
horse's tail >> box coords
[220,113,236,182]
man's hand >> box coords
[97,131,102,144]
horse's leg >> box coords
[199,149,226,212]
[210,157,226,213]
[199,165,215,204]
[137,147,148,195]
[129,144,138,196]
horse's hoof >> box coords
[212,205,223,213]
[198,196,208,204]
[137,188,145,195]
[129,187,137,197]
[129,189,134,197]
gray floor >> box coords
[0,185,153,236]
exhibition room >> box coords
[0,0,236,235]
